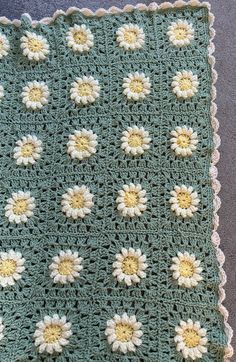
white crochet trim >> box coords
[0,1,233,359]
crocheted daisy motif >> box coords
[0,33,10,59]
[123,72,151,101]
[169,185,200,218]
[175,319,208,360]
[61,185,94,219]
[116,183,147,217]
[121,126,151,156]
[5,191,36,224]
[66,24,94,53]
[170,126,198,157]
[0,250,25,288]
[49,250,83,284]
[0,318,4,341]
[21,81,49,110]
[105,313,143,354]
[167,20,194,47]
[172,71,199,99]
[34,315,72,354]
[170,251,203,288]
[113,247,148,286]
[20,31,50,61]
[13,135,43,166]
[67,129,98,160]
[0,85,4,101]
[70,76,100,105]
[116,24,145,50]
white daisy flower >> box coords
[170,251,203,288]
[20,31,49,61]
[175,319,208,360]
[61,185,94,219]
[116,24,145,50]
[70,76,100,105]
[66,24,94,53]
[21,81,49,110]
[5,191,36,224]
[105,313,143,354]
[13,134,43,166]
[0,250,25,288]
[67,129,98,160]
[49,250,83,284]
[0,33,10,59]
[34,314,72,354]
[172,70,199,99]
[170,126,198,157]
[113,247,148,286]
[0,84,4,101]
[121,126,151,156]
[0,318,4,341]
[167,20,194,47]
[169,185,200,218]
[116,183,147,218]
[123,72,151,101]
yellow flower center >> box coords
[124,30,137,44]
[122,256,139,275]
[43,325,62,344]
[73,30,87,44]
[129,79,144,94]
[179,77,192,91]
[128,134,143,147]
[28,88,43,102]
[177,134,191,148]
[75,136,90,151]
[183,328,201,348]
[0,259,17,277]
[177,191,192,209]
[27,38,43,52]
[174,26,187,40]
[69,193,85,209]
[115,323,134,342]
[21,142,34,157]
[13,199,28,215]
[77,83,93,97]
[179,260,194,278]
[124,191,139,208]
[58,259,74,276]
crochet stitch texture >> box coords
[0,1,233,361]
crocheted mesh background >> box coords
[0,1,233,361]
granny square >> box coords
[0,1,233,361]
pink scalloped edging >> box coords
[0,0,233,359]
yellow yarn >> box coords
[177,134,191,148]
[129,79,144,93]
[28,38,43,52]
[75,136,90,151]
[122,256,139,275]
[58,259,74,276]
[124,191,139,207]
[183,328,201,348]
[13,199,28,215]
[43,325,62,344]
[0,259,17,277]
[77,83,93,97]
[177,191,192,209]
[179,77,192,91]
[128,134,143,147]
[69,193,85,209]
[173,26,187,40]
[73,30,87,45]
[179,260,194,277]
[124,30,137,44]
[21,143,34,157]
[115,323,134,342]
[28,88,43,102]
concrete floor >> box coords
[0,0,235,356]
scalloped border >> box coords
[0,0,233,359]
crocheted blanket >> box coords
[0,1,233,361]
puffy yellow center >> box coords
[124,30,137,44]
[75,136,90,151]
[13,199,28,215]
[183,328,201,348]
[129,79,144,94]
[78,83,93,97]
[179,260,194,277]
[58,259,74,276]
[43,325,62,344]
[0,259,17,277]
[27,38,43,52]
[69,193,85,209]
[177,134,191,148]
[124,191,139,208]
[21,142,34,157]
[73,30,87,44]
[177,191,192,209]
[128,134,143,147]
[179,77,192,91]
[122,256,139,275]
[115,323,134,342]
[174,26,187,40]
[28,88,43,102]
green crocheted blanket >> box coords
[0,1,233,361]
